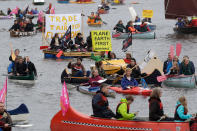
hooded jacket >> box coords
[121,75,138,90]
[116,98,135,120]
[174,101,192,122]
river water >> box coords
[0,0,197,130]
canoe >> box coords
[33,0,45,5]
[133,22,156,31]
[87,21,103,27]
[10,30,37,37]
[162,75,197,88]
[70,1,95,4]
[173,27,197,34]
[8,74,35,84]
[0,15,14,19]
[109,86,152,96]
[57,0,69,3]
[51,105,190,131]
[77,86,116,98]
[112,31,156,39]
[43,49,101,59]
[8,103,29,123]
[26,14,39,18]
[98,9,109,14]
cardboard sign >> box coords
[142,10,153,18]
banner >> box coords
[45,14,81,39]
[142,10,153,18]
[60,82,70,116]
[91,30,112,51]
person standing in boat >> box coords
[68,57,90,77]
[174,96,195,122]
[92,84,115,118]
[0,102,12,131]
[139,21,151,32]
[50,33,61,50]
[9,20,20,32]
[80,69,103,89]
[126,58,141,78]
[95,61,107,78]
[113,20,126,33]
[149,88,174,121]
[116,95,138,120]
[25,56,37,77]
[121,68,138,90]
[179,56,195,75]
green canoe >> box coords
[112,31,156,39]
[162,75,196,88]
[8,74,35,81]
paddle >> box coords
[40,45,49,50]
[176,43,182,57]
[157,75,167,82]
[9,43,16,61]
[12,124,33,127]
[97,79,107,83]
[102,21,107,25]
[56,50,63,58]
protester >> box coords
[94,12,102,23]
[125,21,132,33]
[88,12,95,23]
[75,32,87,51]
[50,33,61,50]
[68,57,90,77]
[174,96,195,122]
[116,95,138,120]
[9,49,20,62]
[180,56,195,75]
[92,84,115,118]
[169,61,179,75]
[126,58,141,78]
[121,68,138,90]
[7,8,11,15]
[0,10,6,16]
[139,21,151,32]
[124,53,132,64]
[107,51,116,60]
[135,16,140,22]
[149,88,174,121]
[91,51,107,62]
[163,52,172,74]
[25,56,37,77]
[25,19,34,32]
[15,57,27,76]
[0,102,12,131]
[95,61,107,78]
[175,18,185,28]
[113,20,126,33]
[9,20,20,31]
[86,32,92,51]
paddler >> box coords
[179,55,195,75]
[121,68,138,90]
[139,21,151,32]
[88,12,95,23]
[91,51,108,62]
[0,102,12,131]
[126,58,141,78]
[128,23,139,34]
[92,84,115,118]
[9,20,21,32]
[124,53,133,64]
[95,61,107,78]
[116,95,139,120]
[113,20,126,33]
[68,57,90,77]
[189,16,197,27]
[94,12,102,23]
[50,33,61,50]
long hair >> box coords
[178,96,188,113]
[150,88,161,99]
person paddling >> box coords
[113,20,126,33]
[92,84,115,118]
[116,95,138,120]
[180,55,195,75]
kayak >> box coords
[70,1,95,4]
[162,75,197,88]
[133,22,156,31]
[10,30,37,37]
[33,0,45,5]
[87,21,103,27]
[98,9,109,14]
[173,27,197,34]
[8,103,29,122]
[0,15,14,19]
[57,0,69,3]
[109,86,152,96]
[51,104,190,131]
[77,86,116,98]
[8,74,35,80]
[26,14,39,19]
[112,31,156,39]
[43,49,101,59]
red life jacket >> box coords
[128,26,137,33]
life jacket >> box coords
[97,92,108,106]
[149,98,163,110]
[73,64,82,71]
[115,102,130,119]
[140,24,149,32]
[128,26,137,33]
[174,104,188,121]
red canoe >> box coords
[50,106,190,131]
[109,86,152,96]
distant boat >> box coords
[57,0,69,4]
[165,0,197,34]
[33,0,45,5]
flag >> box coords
[61,25,71,45]
[45,3,52,14]
[50,7,55,14]
[60,82,70,116]
[38,11,44,23]
[23,6,29,16]
[10,7,19,15]
[122,33,132,52]
[170,45,174,59]
[0,78,7,104]
[141,78,148,88]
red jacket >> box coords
[190,19,197,27]
[84,75,102,87]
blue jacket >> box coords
[121,75,138,90]
[174,101,192,122]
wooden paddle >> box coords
[9,43,16,61]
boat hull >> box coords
[98,9,109,14]
[8,74,35,80]
[109,86,152,96]
[33,2,45,5]
[112,31,156,39]
[57,0,69,3]
[173,27,197,34]
[43,49,101,59]
[10,31,36,37]
[51,107,190,131]
[0,15,13,19]
[162,75,196,88]
[77,86,116,97]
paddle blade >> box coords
[40,46,49,50]
[176,43,182,57]
[170,45,174,59]
[157,75,167,82]
[128,7,137,22]
[56,50,63,58]
[112,33,121,38]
